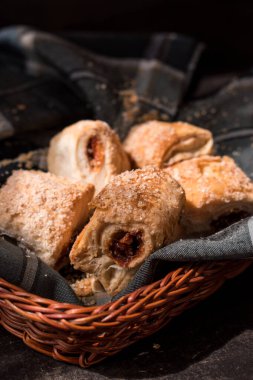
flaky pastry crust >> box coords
[48,120,130,194]
[167,155,253,235]
[124,120,213,168]
[70,167,185,296]
[0,170,94,267]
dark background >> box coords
[1,2,253,379]
[1,0,253,69]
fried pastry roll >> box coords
[167,156,253,236]
[0,170,94,268]
[124,120,213,168]
[70,167,185,296]
[48,120,130,194]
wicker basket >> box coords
[0,260,251,367]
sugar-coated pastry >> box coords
[0,170,94,268]
[166,156,253,235]
[124,120,213,168]
[70,167,185,296]
[48,120,131,194]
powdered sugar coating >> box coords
[124,120,213,168]
[0,170,94,267]
[48,120,130,195]
[92,167,185,228]
[70,167,185,296]
[167,155,253,234]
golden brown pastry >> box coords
[167,155,253,235]
[48,120,130,194]
[124,120,213,168]
[71,277,94,297]
[70,167,185,296]
[0,170,94,268]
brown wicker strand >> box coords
[0,260,251,367]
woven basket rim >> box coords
[1,264,185,310]
[0,260,251,368]
[0,260,249,312]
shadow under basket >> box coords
[0,260,251,368]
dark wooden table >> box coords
[1,264,252,380]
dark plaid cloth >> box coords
[0,27,253,305]
[114,218,253,300]
[0,235,81,305]
[0,218,252,304]
[0,25,203,157]
[179,75,253,179]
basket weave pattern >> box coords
[0,260,250,367]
